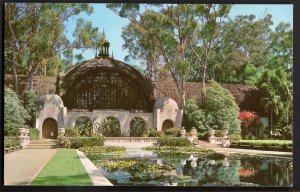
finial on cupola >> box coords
[97,28,110,58]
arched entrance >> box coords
[42,118,58,139]
[162,119,174,132]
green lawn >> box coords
[31,149,93,186]
[240,140,292,145]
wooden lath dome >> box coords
[59,57,154,111]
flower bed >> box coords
[143,146,225,159]
[4,136,21,154]
[229,140,293,152]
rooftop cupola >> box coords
[98,30,110,58]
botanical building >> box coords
[5,38,264,140]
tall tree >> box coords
[108,4,232,107]
[4,3,95,91]
[108,3,196,108]
[189,4,231,89]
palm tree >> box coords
[261,90,283,138]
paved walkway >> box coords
[4,149,57,185]
[77,150,113,186]
[207,147,293,158]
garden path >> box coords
[4,149,57,185]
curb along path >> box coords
[77,150,113,186]
[4,149,57,185]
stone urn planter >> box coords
[19,128,26,136]
[223,129,229,138]
[190,127,197,140]
[180,127,186,137]
[209,129,215,137]
[25,129,30,137]
[58,128,65,137]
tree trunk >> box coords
[270,110,273,139]
[7,4,19,95]
[28,71,33,91]
[12,53,19,96]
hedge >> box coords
[57,135,105,149]
[158,136,192,147]
[230,140,293,152]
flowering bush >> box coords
[239,111,261,139]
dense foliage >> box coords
[158,136,192,147]
[4,87,29,136]
[99,116,121,137]
[185,81,241,135]
[57,135,104,149]
[130,117,148,137]
[75,116,93,137]
[5,3,100,94]
[4,136,20,148]
[29,128,40,140]
[146,128,163,137]
[239,111,262,139]
[258,68,292,139]
[21,91,40,127]
[165,128,181,137]
[64,127,80,137]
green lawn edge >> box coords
[31,149,93,186]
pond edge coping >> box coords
[77,150,113,186]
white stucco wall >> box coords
[154,97,182,131]
[65,110,154,136]
[36,104,66,139]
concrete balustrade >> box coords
[208,129,231,147]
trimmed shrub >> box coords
[57,135,71,148]
[69,137,84,148]
[58,135,105,149]
[158,136,192,147]
[165,128,181,137]
[228,134,242,142]
[147,128,163,137]
[29,128,39,140]
[229,140,293,151]
[214,130,224,137]
[65,127,80,137]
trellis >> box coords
[60,58,154,111]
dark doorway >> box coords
[42,118,58,139]
[162,119,175,132]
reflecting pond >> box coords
[88,149,293,187]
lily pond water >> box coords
[87,148,293,187]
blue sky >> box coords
[66,4,293,65]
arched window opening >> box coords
[75,116,92,137]
[130,117,147,137]
[99,116,121,137]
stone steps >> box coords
[25,140,57,149]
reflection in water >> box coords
[93,149,293,187]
